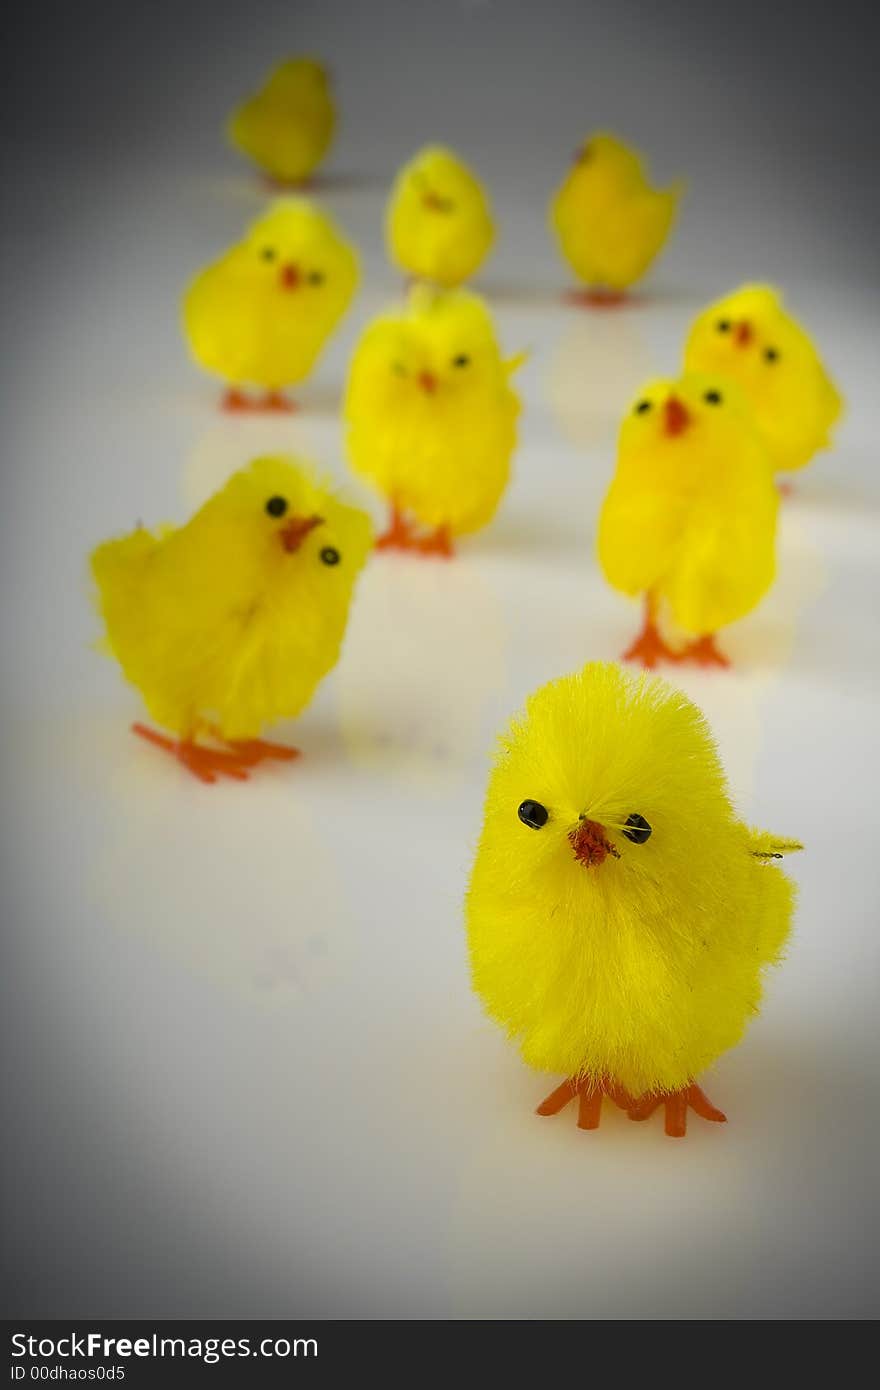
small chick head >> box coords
[239,198,358,313]
[471,662,733,913]
[347,285,509,415]
[264,56,331,98]
[618,371,757,476]
[386,145,495,285]
[192,454,372,615]
[568,131,646,187]
[683,284,843,471]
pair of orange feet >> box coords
[221,387,297,413]
[537,1076,726,1138]
[376,507,454,559]
[623,621,730,670]
[132,724,299,784]
[565,287,628,309]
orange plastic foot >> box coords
[679,634,730,669]
[132,724,251,784]
[261,390,297,413]
[222,387,252,412]
[536,1076,634,1131]
[227,736,301,765]
[778,480,794,498]
[376,505,419,552]
[566,287,627,309]
[416,525,454,559]
[622,619,682,669]
[627,1083,727,1138]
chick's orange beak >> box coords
[279,514,323,553]
[569,818,619,869]
[417,370,438,394]
[279,263,300,291]
[734,320,753,347]
[663,396,690,437]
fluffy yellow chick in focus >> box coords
[228,58,335,186]
[550,132,682,305]
[91,456,372,782]
[466,661,801,1136]
[182,199,358,412]
[344,285,522,556]
[386,146,495,287]
[598,373,779,668]
[684,283,843,476]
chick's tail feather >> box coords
[749,829,804,860]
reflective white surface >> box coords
[3,0,880,1320]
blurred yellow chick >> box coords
[550,132,682,304]
[91,456,372,782]
[228,57,335,185]
[598,373,778,668]
[182,199,358,411]
[344,285,522,556]
[466,661,802,1136]
[684,283,843,475]
[386,145,495,287]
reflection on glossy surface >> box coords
[546,308,654,449]
[337,554,506,787]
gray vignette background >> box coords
[2,0,879,1320]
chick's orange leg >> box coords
[416,524,454,559]
[622,596,682,669]
[260,390,298,413]
[221,387,253,412]
[376,504,420,552]
[224,736,301,765]
[566,287,627,309]
[678,634,731,669]
[627,1084,727,1138]
[131,724,251,784]
[536,1077,633,1130]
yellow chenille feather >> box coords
[344,285,521,539]
[550,132,682,293]
[228,57,335,184]
[684,283,843,473]
[598,373,779,638]
[386,145,495,287]
[91,456,372,742]
[466,662,800,1100]
[182,199,358,394]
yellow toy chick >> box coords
[684,283,843,476]
[550,132,682,305]
[598,373,779,668]
[386,145,495,287]
[344,285,522,556]
[466,661,802,1137]
[182,199,358,412]
[91,456,372,783]
[228,58,335,186]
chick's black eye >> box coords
[261,247,276,262]
[764,347,779,363]
[716,319,730,332]
[392,361,406,376]
[704,390,722,405]
[518,799,549,830]
[452,354,470,368]
[320,546,340,566]
[265,496,288,518]
[622,813,652,844]
[308,270,325,285]
[635,399,651,414]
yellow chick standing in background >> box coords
[466,662,802,1137]
[386,146,495,287]
[182,199,358,412]
[344,285,523,557]
[228,58,335,186]
[91,456,372,783]
[550,132,682,305]
[598,373,779,668]
[684,283,843,477]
